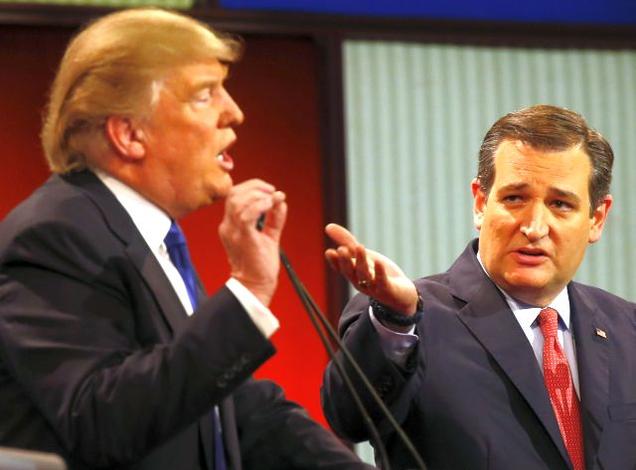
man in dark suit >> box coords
[322,105,636,469]
[0,8,372,470]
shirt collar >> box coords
[93,169,172,252]
[476,250,571,331]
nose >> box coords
[218,88,244,128]
[520,202,549,241]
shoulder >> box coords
[0,173,122,274]
[570,281,635,310]
[570,281,636,333]
[3,173,105,233]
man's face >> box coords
[472,139,612,306]
[141,59,243,218]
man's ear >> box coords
[588,194,613,244]
[471,178,486,230]
[105,116,146,161]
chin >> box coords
[219,175,234,192]
[208,178,233,200]
[503,271,552,292]
[508,276,550,290]
[216,185,232,200]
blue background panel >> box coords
[220,0,636,25]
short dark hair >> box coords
[477,104,613,211]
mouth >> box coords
[512,247,549,266]
[216,151,234,171]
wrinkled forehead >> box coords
[492,139,592,191]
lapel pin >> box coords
[595,327,607,339]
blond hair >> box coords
[41,8,242,173]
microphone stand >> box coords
[279,249,427,470]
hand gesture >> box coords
[324,223,418,316]
[219,179,287,306]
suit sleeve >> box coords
[0,217,275,467]
[321,292,420,443]
[233,378,373,469]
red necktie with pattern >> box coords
[538,307,585,470]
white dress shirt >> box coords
[499,283,580,396]
[94,170,279,338]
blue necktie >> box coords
[164,222,198,309]
[164,221,227,470]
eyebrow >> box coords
[550,187,581,203]
[497,183,582,203]
[497,183,530,193]
[190,78,222,91]
[184,65,229,94]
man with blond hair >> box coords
[0,8,371,470]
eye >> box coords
[192,88,212,104]
[551,200,574,211]
[502,194,523,203]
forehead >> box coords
[492,139,592,194]
[162,59,229,93]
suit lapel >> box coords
[125,240,189,333]
[569,283,610,467]
[449,241,571,466]
[66,172,220,468]
[64,171,189,334]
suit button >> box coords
[374,375,394,398]
[222,371,234,381]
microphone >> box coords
[256,213,266,232]
[257,212,426,469]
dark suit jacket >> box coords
[322,240,636,470]
[0,171,369,470]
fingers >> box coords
[354,245,375,285]
[374,260,388,286]
[324,231,375,293]
[335,245,356,281]
[324,248,338,271]
[324,224,418,312]
[218,179,285,306]
[224,179,286,232]
[326,244,356,280]
[260,192,288,241]
[325,223,358,250]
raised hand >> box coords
[219,179,287,306]
[324,223,419,316]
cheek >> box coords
[195,126,222,156]
[481,216,518,255]
[483,211,515,237]
[556,218,592,243]
[559,227,591,256]
[182,127,216,161]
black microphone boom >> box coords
[279,250,427,470]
